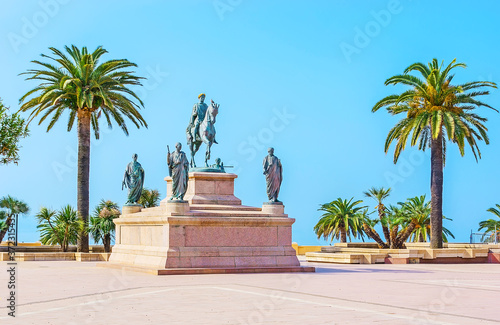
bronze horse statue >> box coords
[186,100,219,167]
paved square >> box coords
[1,258,499,324]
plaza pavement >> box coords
[1,257,499,325]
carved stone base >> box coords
[262,202,285,215]
[122,204,142,215]
[108,172,314,274]
[162,172,241,205]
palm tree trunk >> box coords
[394,221,417,248]
[418,232,424,242]
[104,234,111,253]
[430,134,444,248]
[379,206,391,246]
[77,111,91,252]
[389,225,399,249]
[363,223,388,248]
[0,216,13,243]
[340,226,347,243]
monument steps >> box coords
[183,209,284,218]
[189,204,262,212]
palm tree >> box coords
[372,58,497,248]
[400,195,454,243]
[314,198,366,243]
[361,213,388,248]
[36,207,62,247]
[89,200,120,252]
[139,188,161,208]
[36,205,84,252]
[19,45,147,252]
[364,187,391,246]
[478,204,500,242]
[0,196,29,243]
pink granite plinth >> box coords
[162,172,241,205]
[107,172,313,274]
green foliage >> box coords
[396,195,454,243]
[478,204,500,241]
[0,211,8,233]
[0,196,30,242]
[0,195,29,217]
[139,188,161,208]
[372,58,496,248]
[89,200,119,245]
[372,58,497,164]
[314,198,367,243]
[18,45,147,138]
[36,205,85,251]
[0,100,29,165]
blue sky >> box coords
[1,0,500,245]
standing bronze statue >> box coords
[167,143,189,201]
[122,154,145,205]
[263,148,282,203]
[186,93,220,168]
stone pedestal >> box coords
[163,200,189,214]
[122,204,142,215]
[108,172,314,274]
[162,172,241,205]
[262,202,285,215]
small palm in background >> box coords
[479,204,500,242]
[36,205,84,252]
[0,195,29,243]
[89,200,120,253]
[139,188,161,208]
[314,198,366,243]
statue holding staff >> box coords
[263,147,282,203]
[122,153,145,205]
[167,142,189,201]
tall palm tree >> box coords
[89,200,120,252]
[0,196,29,243]
[372,58,497,248]
[478,204,500,242]
[139,188,161,208]
[314,198,366,243]
[19,45,147,252]
[364,187,391,246]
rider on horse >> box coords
[188,93,217,144]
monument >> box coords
[108,94,314,274]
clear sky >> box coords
[1,0,499,245]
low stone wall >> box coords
[305,243,500,264]
[0,245,106,253]
[0,252,111,262]
[291,243,323,255]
